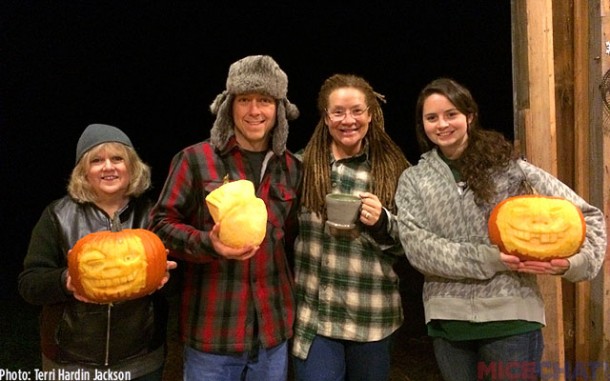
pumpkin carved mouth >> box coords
[509,230,564,244]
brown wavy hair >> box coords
[68,142,151,203]
[415,78,515,205]
[301,74,410,216]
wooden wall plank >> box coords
[513,1,609,378]
[520,1,566,379]
[573,0,592,369]
[591,0,610,376]
[552,0,577,365]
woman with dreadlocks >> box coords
[291,74,410,381]
[395,78,606,381]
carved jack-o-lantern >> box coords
[488,195,586,261]
[68,215,167,303]
[205,179,268,248]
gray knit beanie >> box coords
[209,55,299,155]
[76,124,133,164]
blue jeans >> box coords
[433,330,544,381]
[183,341,288,381]
[292,334,393,381]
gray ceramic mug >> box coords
[325,193,362,229]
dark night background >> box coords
[1,2,513,301]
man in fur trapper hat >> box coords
[210,54,299,156]
[150,55,302,380]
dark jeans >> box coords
[433,329,544,381]
[292,334,394,381]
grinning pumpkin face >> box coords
[69,228,167,303]
[488,195,586,261]
[205,179,268,248]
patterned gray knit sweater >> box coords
[395,149,606,325]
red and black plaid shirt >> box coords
[150,137,302,354]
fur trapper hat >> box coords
[209,55,299,155]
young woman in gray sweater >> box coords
[395,78,606,381]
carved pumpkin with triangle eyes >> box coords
[205,179,268,248]
[68,217,167,303]
[488,195,585,261]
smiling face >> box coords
[232,92,277,152]
[421,93,472,159]
[325,87,371,159]
[85,143,131,200]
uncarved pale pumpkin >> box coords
[205,179,268,248]
[488,195,585,261]
[68,216,167,303]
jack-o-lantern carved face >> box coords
[78,237,147,300]
[69,226,167,303]
[488,195,586,261]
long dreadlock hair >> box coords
[414,78,515,205]
[301,74,410,217]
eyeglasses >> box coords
[326,106,370,122]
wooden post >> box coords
[573,0,592,369]
[513,1,566,379]
[591,1,610,378]
[552,0,577,364]
[514,0,609,378]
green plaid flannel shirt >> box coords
[292,149,405,359]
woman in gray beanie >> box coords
[19,123,176,380]
[150,55,302,381]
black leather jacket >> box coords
[19,196,167,367]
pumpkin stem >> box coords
[110,212,123,233]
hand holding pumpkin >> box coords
[158,258,178,289]
[209,224,259,261]
[517,258,570,275]
[500,252,522,271]
[501,252,570,275]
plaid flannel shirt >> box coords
[291,149,404,360]
[149,137,302,354]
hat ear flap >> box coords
[271,99,299,156]
[284,99,299,121]
[210,90,228,115]
[210,92,235,150]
